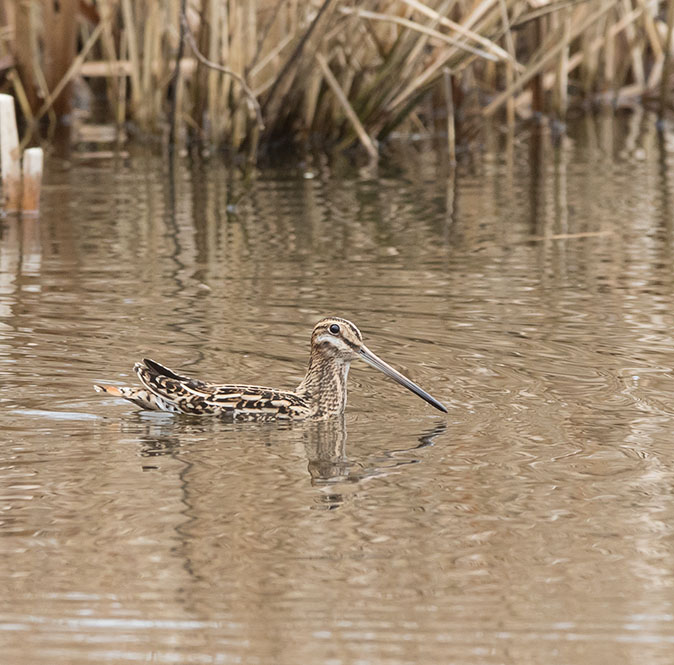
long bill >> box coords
[358,345,448,413]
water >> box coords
[3,112,674,664]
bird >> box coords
[93,317,447,420]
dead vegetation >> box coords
[0,0,673,159]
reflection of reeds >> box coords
[1,1,673,157]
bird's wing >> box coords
[135,358,310,419]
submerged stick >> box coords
[0,94,21,212]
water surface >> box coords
[3,113,674,664]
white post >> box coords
[0,94,22,212]
[22,148,44,214]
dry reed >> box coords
[1,0,674,159]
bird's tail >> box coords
[93,383,167,411]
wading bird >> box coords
[94,317,447,420]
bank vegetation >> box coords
[0,0,673,160]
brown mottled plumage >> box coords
[94,317,447,420]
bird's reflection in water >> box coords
[305,419,351,485]
[126,413,446,507]
[305,419,447,510]
[130,413,185,458]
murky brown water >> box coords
[3,112,674,664]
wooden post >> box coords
[0,94,44,214]
[22,148,43,214]
[0,94,21,212]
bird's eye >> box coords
[329,323,340,335]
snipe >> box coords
[94,317,447,420]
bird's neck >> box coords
[296,352,351,418]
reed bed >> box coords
[1,0,673,160]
